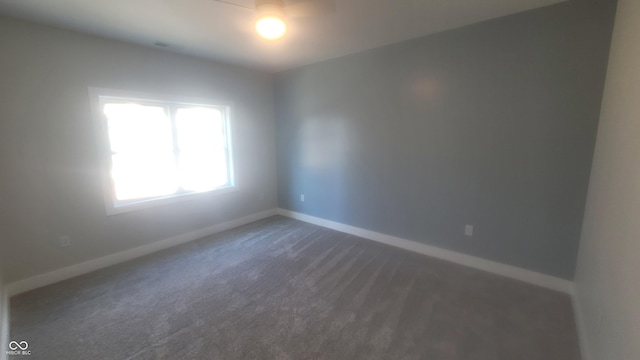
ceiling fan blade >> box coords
[285,0,336,18]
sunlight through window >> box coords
[99,97,233,212]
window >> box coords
[92,90,234,215]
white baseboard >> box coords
[3,207,581,357]
[6,208,278,297]
[571,285,592,360]
[277,208,574,294]
[1,284,8,360]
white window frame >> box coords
[89,87,236,216]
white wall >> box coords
[574,0,640,359]
[0,15,278,283]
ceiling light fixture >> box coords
[255,0,287,40]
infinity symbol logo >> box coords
[9,341,29,351]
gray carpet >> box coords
[10,216,580,359]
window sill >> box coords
[104,185,238,216]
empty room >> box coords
[0,0,637,359]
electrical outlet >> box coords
[464,225,474,237]
[59,235,71,247]
[300,194,305,202]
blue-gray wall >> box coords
[275,0,616,280]
[0,16,277,282]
